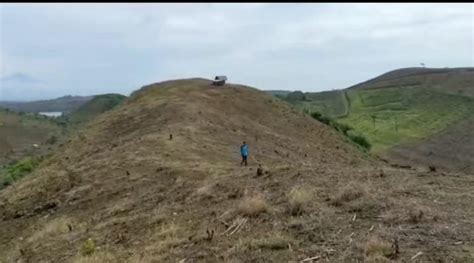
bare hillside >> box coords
[0,79,473,263]
[386,115,474,174]
[348,67,474,97]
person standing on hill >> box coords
[240,141,249,166]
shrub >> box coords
[311,111,332,125]
[0,157,42,189]
[330,183,364,206]
[348,133,371,150]
[364,237,397,260]
[288,187,312,215]
[331,122,353,135]
[238,195,268,217]
[81,238,96,256]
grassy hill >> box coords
[0,95,93,113]
[277,67,474,173]
[0,108,65,188]
[0,108,64,165]
[0,94,126,189]
[62,94,126,126]
[1,78,473,262]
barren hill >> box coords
[1,79,473,262]
[347,67,474,97]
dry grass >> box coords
[330,182,365,206]
[406,202,431,224]
[287,187,312,215]
[364,237,397,261]
[365,254,392,263]
[144,222,187,254]
[27,216,74,243]
[241,233,292,250]
[195,182,214,199]
[127,252,159,263]
[237,195,268,217]
[71,251,116,263]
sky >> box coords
[0,3,473,101]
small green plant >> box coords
[81,238,96,256]
[0,157,42,189]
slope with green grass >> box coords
[339,86,474,152]
[0,108,64,166]
[276,67,474,172]
[62,93,126,126]
[286,90,349,118]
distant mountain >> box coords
[0,73,43,84]
[0,95,94,113]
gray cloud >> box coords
[0,3,472,100]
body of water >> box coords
[38,112,63,117]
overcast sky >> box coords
[0,3,473,101]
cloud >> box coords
[0,3,472,100]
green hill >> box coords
[0,108,64,164]
[0,95,93,113]
[63,93,126,126]
[277,67,474,172]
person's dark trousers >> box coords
[241,155,248,166]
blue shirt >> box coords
[240,144,249,156]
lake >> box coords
[38,112,63,117]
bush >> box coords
[310,111,332,125]
[331,122,353,135]
[287,187,312,215]
[348,133,371,150]
[81,238,96,256]
[364,237,398,260]
[238,195,269,217]
[0,157,42,189]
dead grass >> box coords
[330,182,365,206]
[144,222,187,255]
[27,216,74,243]
[364,236,397,261]
[287,187,312,215]
[365,254,392,263]
[127,253,159,263]
[241,233,292,250]
[238,195,269,217]
[195,182,214,199]
[71,251,116,263]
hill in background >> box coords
[277,67,474,173]
[1,79,473,262]
[0,109,64,166]
[0,95,94,113]
[61,94,127,126]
